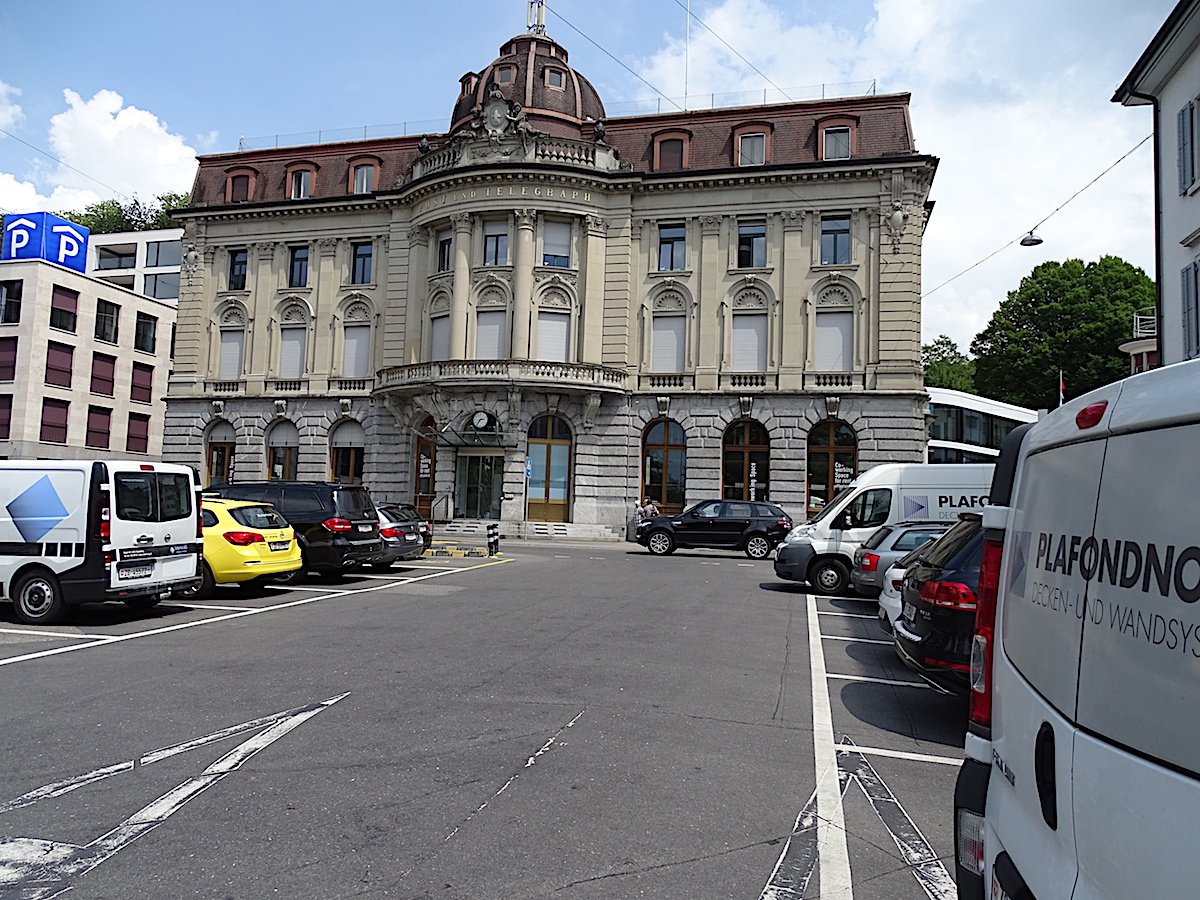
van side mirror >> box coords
[837,512,853,530]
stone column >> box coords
[696,215,723,390]
[405,225,429,364]
[311,237,339,392]
[246,241,276,386]
[779,210,807,388]
[449,212,473,360]
[511,209,536,358]
[580,215,608,364]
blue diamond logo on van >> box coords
[1009,531,1031,599]
[903,495,928,518]
[7,476,69,543]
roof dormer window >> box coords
[733,122,773,167]
[285,162,319,200]
[817,115,858,161]
[224,167,258,203]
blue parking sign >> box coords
[2,212,90,273]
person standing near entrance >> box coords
[641,498,660,519]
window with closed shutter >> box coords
[651,316,685,372]
[130,362,154,402]
[815,311,854,371]
[430,316,450,361]
[0,337,15,381]
[0,395,11,440]
[537,311,570,362]
[1181,103,1196,194]
[127,413,150,453]
[342,325,371,378]
[41,398,69,443]
[279,327,307,378]
[218,329,244,380]
[50,286,78,332]
[91,353,116,395]
[731,314,767,372]
[542,221,571,267]
[1184,263,1199,359]
[475,310,507,360]
[45,342,74,387]
[86,406,111,449]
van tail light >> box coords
[97,502,111,542]
[322,517,354,533]
[223,531,265,546]
[380,526,401,538]
[1075,401,1108,430]
[891,578,903,591]
[956,808,986,877]
[969,536,1004,730]
[196,495,204,538]
[861,552,880,572]
[919,580,977,610]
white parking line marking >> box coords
[817,611,876,619]
[848,745,963,767]
[161,603,254,612]
[0,628,111,641]
[260,584,355,592]
[827,673,932,689]
[738,563,755,567]
[0,559,512,670]
[355,574,425,581]
[821,635,892,646]
[392,564,463,570]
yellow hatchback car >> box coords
[189,497,302,597]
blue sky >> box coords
[0,0,1177,349]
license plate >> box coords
[357,524,372,532]
[119,565,153,580]
[269,541,290,552]
[404,534,419,542]
[903,602,916,622]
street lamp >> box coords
[1020,230,1044,247]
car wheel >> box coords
[808,558,849,595]
[744,534,772,559]
[11,569,66,625]
[646,530,675,555]
[179,562,215,600]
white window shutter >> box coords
[475,310,507,360]
[342,324,371,378]
[279,327,307,378]
[815,311,854,371]
[218,330,244,380]
[731,314,767,371]
[543,222,571,260]
[651,315,686,372]
[537,311,570,362]
[430,316,450,361]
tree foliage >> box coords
[970,256,1154,410]
[922,334,976,392]
[56,192,190,234]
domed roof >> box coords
[450,34,606,140]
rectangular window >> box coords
[290,169,311,199]
[546,69,566,88]
[351,242,373,284]
[228,249,248,291]
[0,336,16,381]
[40,398,69,444]
[815,311,854,371]
[353,164,374,193]
[536,311,570,362]
[651,315,686,373]
[543,221,571,267]
[219,329,245,379]
[131,361,154,403]
[1183,262,1200,359]
[658,138,684,170]
[483,221,508,266]
[126,413,150,453]
[229,174,250,202]
[267,447,298,481]
[96,245,136,270]
[739,133,765,166]
[475,310,507,360]
[0,280,22,324]
[0,395,11,440]
[430,316,450,361]
[279,326,307,378]
[146,240,182,267]
[658,223,686,271]
[820,216,852,265]
[86,406,111,449]
[91,352,117,395]
[331,447,365,485]
[95,299,120,344]
[342,324,371,378]
[824,127,851,160]
[45,341,74,388]
[732,314,767,372]
[1181,102,1196,194]
[288,245,309,288]
[436,231,453,272]
[737,222,767,268]
[50,286,78,332]
[134,312,158,353]
[145,273,179,300]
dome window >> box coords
[496,66,516,85]
[545,68,566,90]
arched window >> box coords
[206,420,236,485]
[642,419,687,514]
[722,419,770,500]
[216,303,247,381]
[330,419,367,484]
[414,415,438,518]
[527,414,572,522]
[266,420,300,480]
[807,419,857,517]
[278,303,308,379]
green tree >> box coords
[922,334,976,392]
[971,256,1153,409]
[56,192,190,234]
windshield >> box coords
[808,486,855,524]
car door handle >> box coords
[135,534,154,545]
[1033,721,1058,830]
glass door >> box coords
[454,454,503,520]
[526,415,572,522]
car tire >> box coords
[179,562,215,600]
[808,558,849,595]
[646,530,675,555]
[744,534,772,559]
[11,569,66,625]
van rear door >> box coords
[107,464,198,591]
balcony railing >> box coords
[1133,307,1157,339]
[638,373,695,391]
[803,372,866,390]
[718,372,779,391]
[377,359,630,393]
[266,379,306,393]
[205,380,244,394]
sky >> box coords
[0,0,1175,352]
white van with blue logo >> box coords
[0,460,201,624]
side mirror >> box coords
[837,513,853,530]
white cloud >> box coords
[0,81,22,131]
[634,0,1160,353]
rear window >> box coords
[230,505,288,530]
[392,504,420,521]
[893,528,945,552]
[114,472,193,523]
[277,487,325,516]
[335,488,376,518]
[862,526,894,550]
[919,516,981,568]
[753,503,784,518]
[379,506,406,525]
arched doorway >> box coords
[642,418,687,514]
[265,420,299,480]
[807,419,857,517]
[206,420,236,485]
[413,415,437,519]
[722,419,770,500]
[526,414,572,522]
[330,419,366,484]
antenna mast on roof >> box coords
[527,0,546,34]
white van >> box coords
[953,360,1200,899]
[773,462,993,594]
[0,460,201,624]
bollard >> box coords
[487,522,499,556]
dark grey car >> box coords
[849,520,952,598]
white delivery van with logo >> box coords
[0,460,201,624]
[773,463,993,594]
[953,359,1200,899]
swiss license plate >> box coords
[357,524,372,532]
[269,541,290,552]
[119,565,153,580]
[903,601,917,622]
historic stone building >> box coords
[166,19,938,537]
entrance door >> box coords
[454,453,503,520]
[414,416,437,519]
[722,419,770,501]
[642,418,687,515]
[526,414,572,522]
[807,419,857,518]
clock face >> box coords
[472,412,490,429]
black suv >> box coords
[636,499,792,559]
[204,481,380,577]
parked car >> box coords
[379,503,432,550]
[635,499,792,559]
[371,506,427,568]
[850,520,953,598]
[876,541,934,635]
[203,481,379,579]
[891,512,983,694]
[187,498,301,597]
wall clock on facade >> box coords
[472,411,490,429]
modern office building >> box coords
[88,228,184,304]
[925,387,1037,463]
[165,12,939,534]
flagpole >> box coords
[1058,369,1064,408]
